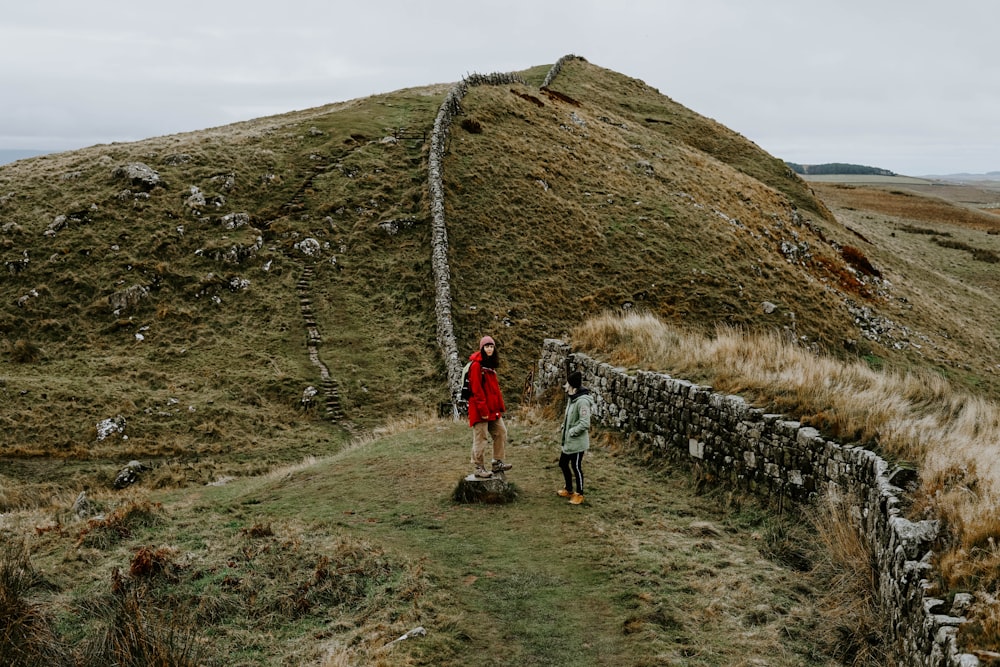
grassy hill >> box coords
[3,56,1000,663]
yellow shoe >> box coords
[556,488,571,498]
[569,493,585,505]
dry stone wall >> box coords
[429,55,576,407]
[536,339,979,667]
[427,71,527,401]
[540,53,586,88]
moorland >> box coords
[2,56,1000,665]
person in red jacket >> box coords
[467,335,510,478]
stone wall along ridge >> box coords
[540,53,586,89]
[428,54,581,406]
[427,71,527,402]
[536,339,980,667]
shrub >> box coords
[932,237,1000,263]
[900,224,949,236]
[240,522,274,538]
[814,254,869,297]
[9,339,42,363]
[460,118,482,134]
[0,540,68,666]
[129,546,178,580]
[972,248,1000,263]
[78,569,200,667]
[840,245,881,278]
[75,497,162,549]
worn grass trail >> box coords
[205,409,838,666]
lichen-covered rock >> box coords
[114,460,147,489]
[108,284,149,314]
[96,415,127,441]
[72,491,94,518]
[294,238,322,256]
[112,162,161,190]
[221,212,251,229]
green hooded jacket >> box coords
[561,388,594,454]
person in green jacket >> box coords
[557,371,594,505]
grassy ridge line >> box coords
[443,60,868,389]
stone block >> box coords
[452,474,518,504]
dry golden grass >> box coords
[813,183,1000,233]
[810,495,889,665]
[571,310,1000,632]
[574,310,1000,478]
[0,540,66,665]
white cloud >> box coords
[2,0,999,174]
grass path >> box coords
[203,409,840,666]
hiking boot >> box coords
[474,466,493,479]
[491,460,512,473]
[556,489,572,498]
[568,493,585,505]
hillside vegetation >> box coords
[4,58,998,489]
[3,56,1000,662]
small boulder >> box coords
[96,416,127,441]
[72,491,94,518]
[114,460,147,489]
[888,465,919,491]
[112,162,161,191]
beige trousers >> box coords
[471,418,507,467]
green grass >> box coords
[7,410,848,666]
[0,86,450,492]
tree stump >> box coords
[452,472,518,504]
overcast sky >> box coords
[2,0,997,176]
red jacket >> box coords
[467,350,505,426]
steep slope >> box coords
[444,59,909,389]
[0,87,450,492]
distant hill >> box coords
[786,161,896,176]
[920,171,1000,182]
[0,148,48,165]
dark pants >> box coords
[559,451,585,494]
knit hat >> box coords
[479,335,495,349]
[568,371,583,389]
